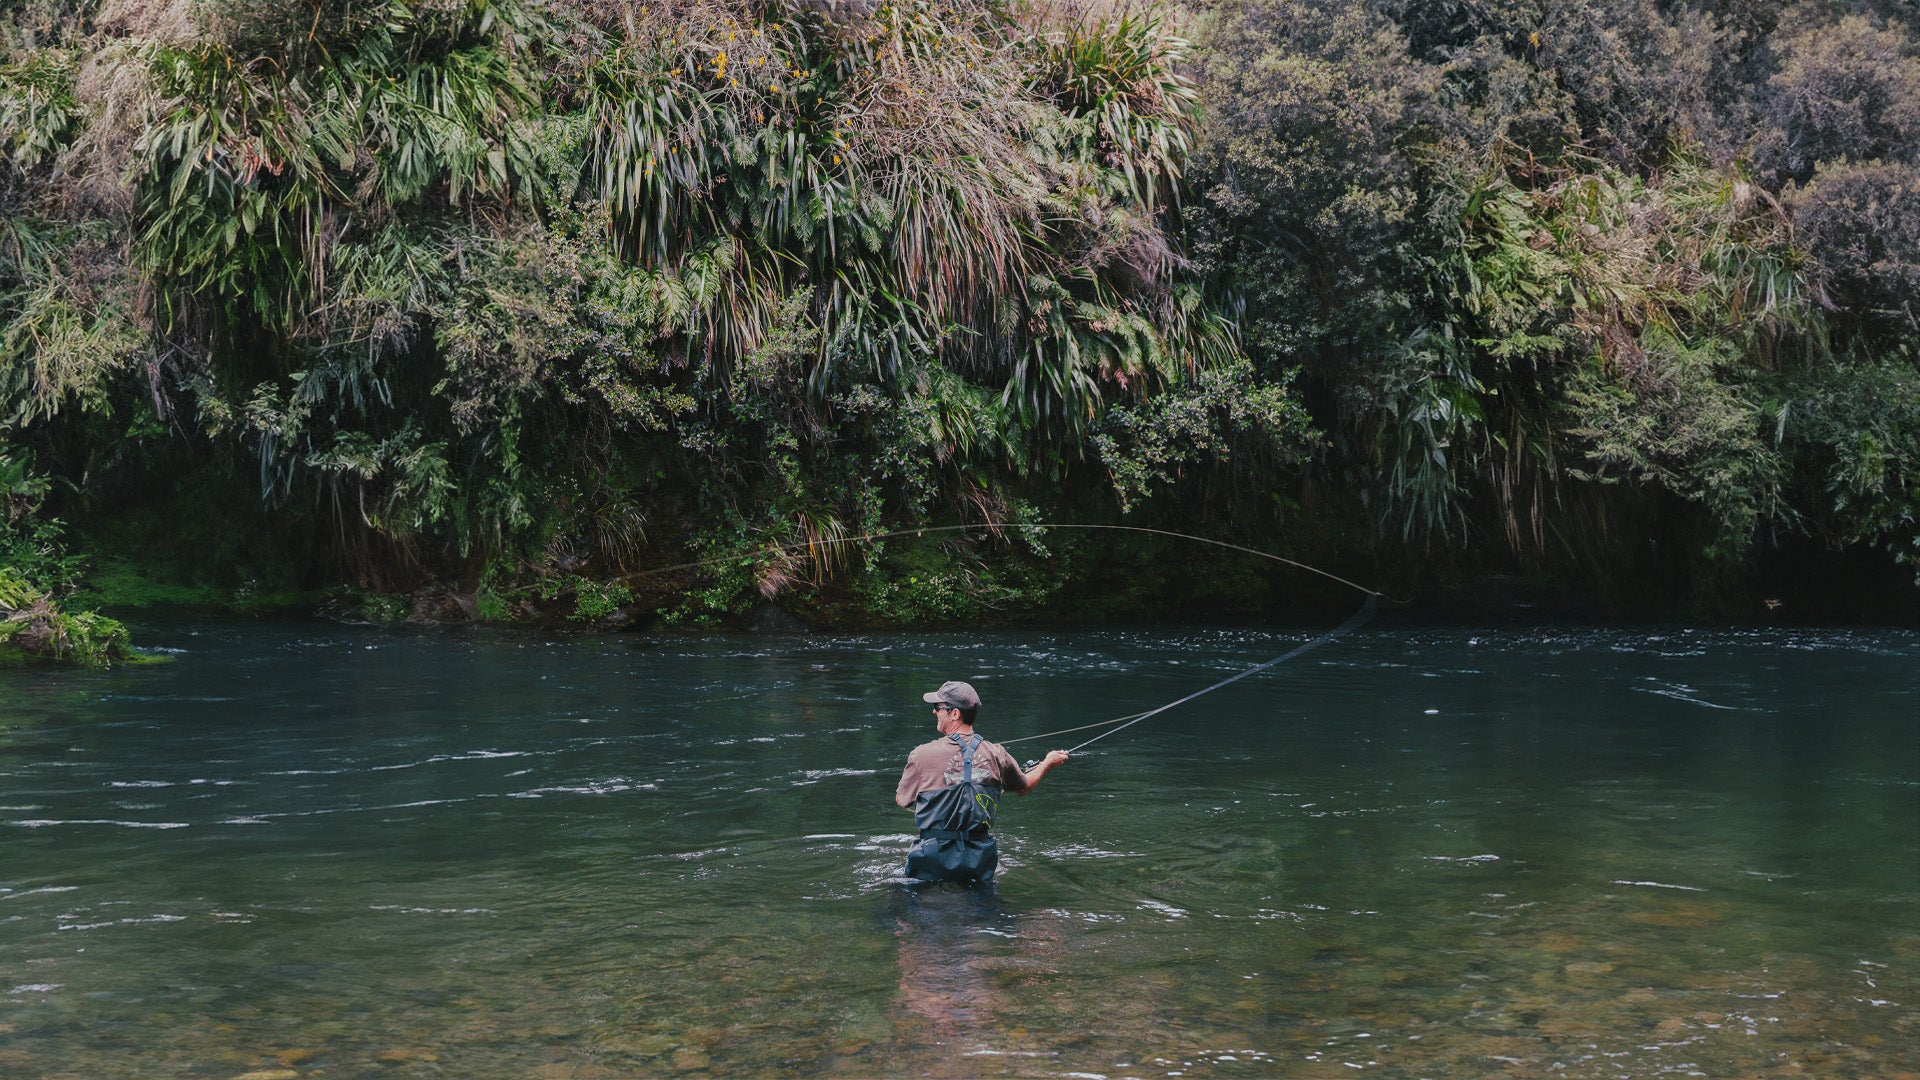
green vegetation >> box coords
[1189,0,1918,602]
[1,0,1915,660]
[1,565,131,665]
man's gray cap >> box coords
[922,680,981,710]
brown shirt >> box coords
[894,734,1029,808]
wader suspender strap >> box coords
[921,734,983,841]
[951,732,979,784]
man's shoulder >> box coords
[974,738,1028,786]
[953,735,1016,760]
[903,736,1008,764]
[907,737,956,761]
[973,738,1015,761]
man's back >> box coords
[897,680,1069,885]
[895,734,1029,808]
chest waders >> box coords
[905,733,1002,885]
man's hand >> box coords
[1019,749,1070,792]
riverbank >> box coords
[4,0,1916,671]
[0,568,132,667]
[12,532,1912,668]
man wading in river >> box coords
[895,681,1070,885]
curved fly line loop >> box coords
[640,520,1397,766]
[638,521,1396,603]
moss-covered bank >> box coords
[0,568,132,666]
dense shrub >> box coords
[0,0,1916,642]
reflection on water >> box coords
[0,618,1915,1077]
[892,885,1008,1040]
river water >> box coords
[1,616,1915,1078]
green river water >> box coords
[2,616,1916,1078]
